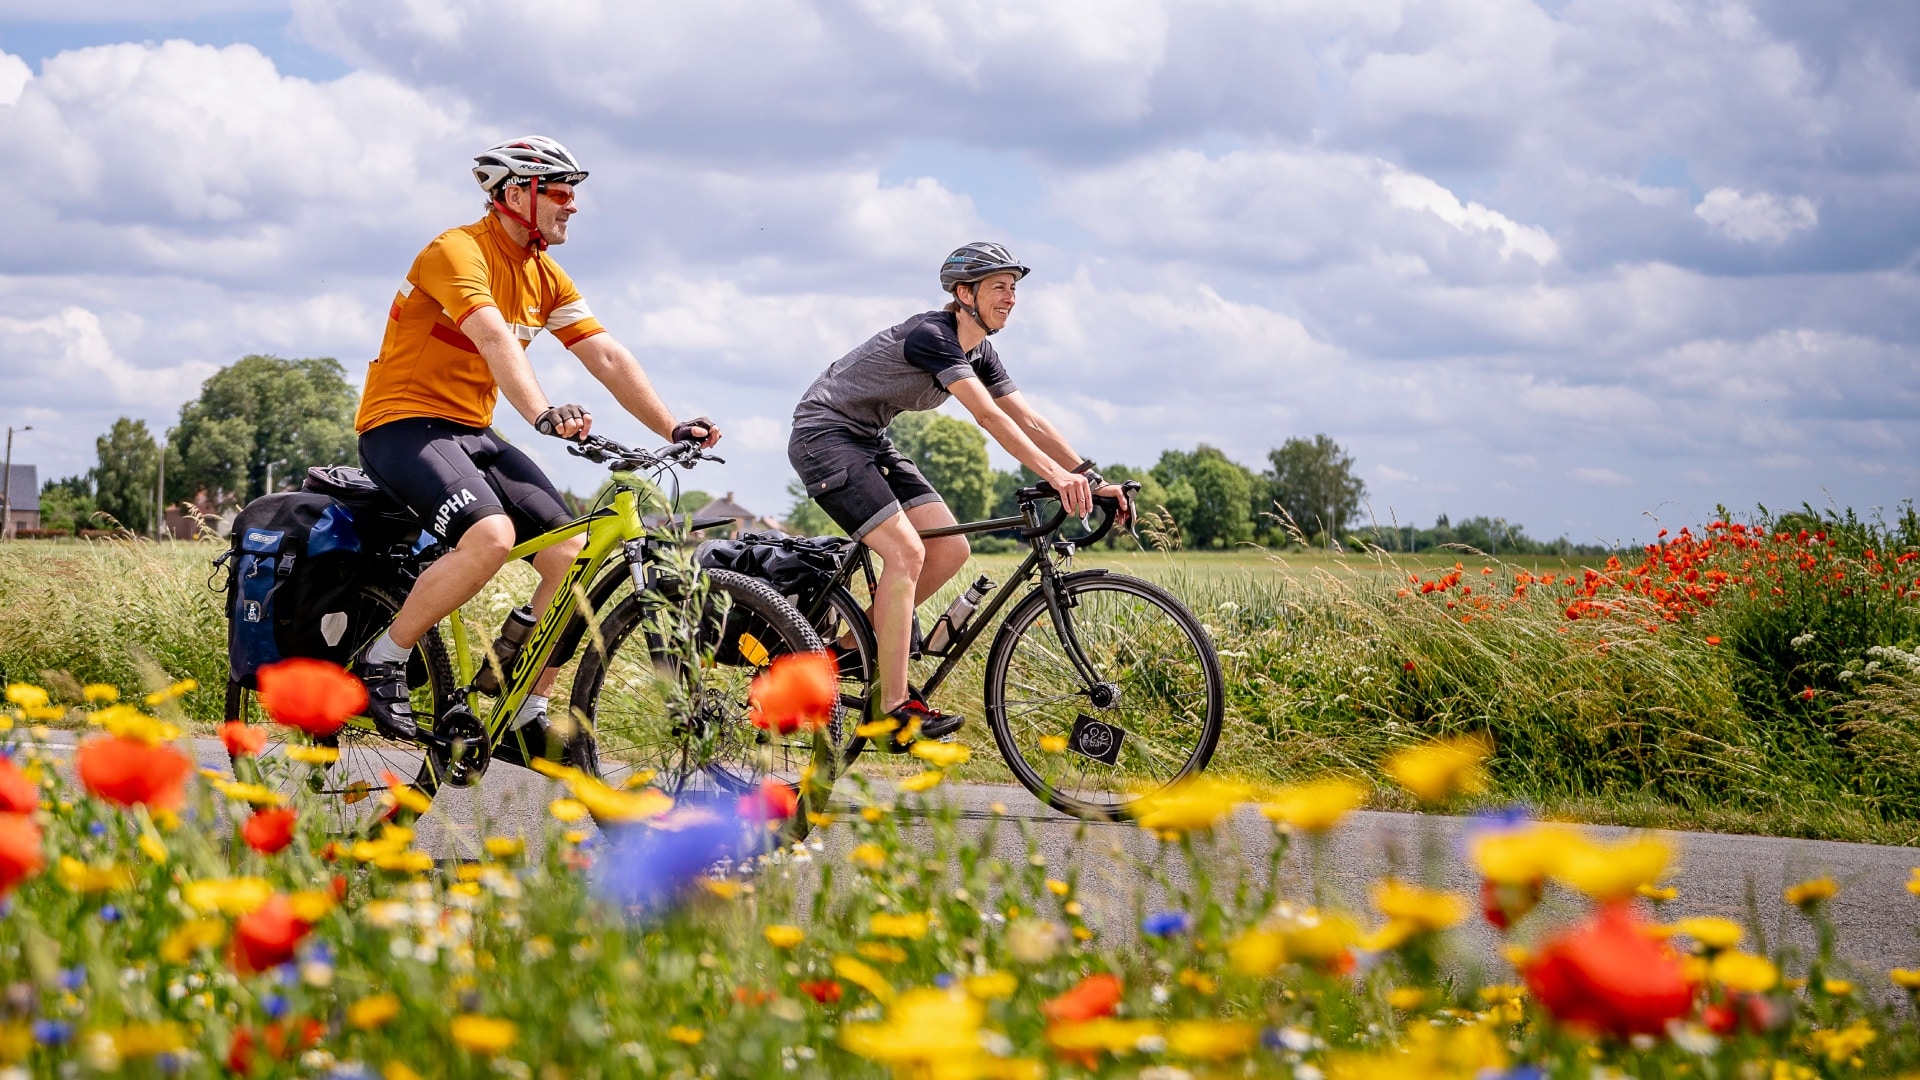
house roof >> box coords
[695,492,755,521]
[2,465,38,512]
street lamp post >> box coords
[2,425,31,541]
[264,459,289,499]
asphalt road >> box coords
[45,733,1920,989]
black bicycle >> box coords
[781,481,1224,820]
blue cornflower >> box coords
[88,820,107,837]
[98,904,121,923]
[32,1020,72,1046]
[1142,911,1193,937]
[262,993,289,1019]
[56,967,84,991]
[594,799,749,917]
[933,973,955,989]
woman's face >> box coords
[963,273,1018,331]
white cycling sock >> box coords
[511,694,549,731]
[365,631,409,667]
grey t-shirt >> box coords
[790,310,1018,437]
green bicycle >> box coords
[223,435,842,838]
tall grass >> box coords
[5,515,1920,845]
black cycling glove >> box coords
[535,404,589,438]
[671,416,715,443]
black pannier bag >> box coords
[301,465,420,553]
[694,531,849,665]
[221,492,369,688]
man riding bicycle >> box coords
[353,135,720,751]
[788,243,1126,743]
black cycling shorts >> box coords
[358,417,572,547]
[788,426,941,540]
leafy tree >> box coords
[93,418,159,533]
[1095,463,1167,549]
[1265,434,1366,545]
[1152,446,1255,549]
[989,465,1041,519]
[38,475,97,534]
[783,479,845,536]
[168,355,359,507]
[888,411,994,523]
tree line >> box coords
[41,354,1600,555]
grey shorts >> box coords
[788,427,941,540]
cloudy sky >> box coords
[4,0,1918,545]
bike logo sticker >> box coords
[320,611,349,647]
[1068,713,1123,766]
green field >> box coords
[4,532,1919,845]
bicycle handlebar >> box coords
[565,433,723,470]
[1014,480,1140,544]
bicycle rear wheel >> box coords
[807,585,878,763]
[569,568,840,839]
[985,571,1223,820]
[224,584,456,837]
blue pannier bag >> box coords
[220,492,368,689]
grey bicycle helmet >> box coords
[939,242,1030,293]
[472,136,589,195]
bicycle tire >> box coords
[569,568,839,841]
[225,583,457,837]
[807,585,879,763]
[984,571,1224,821]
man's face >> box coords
[962,273,1018,330]
[504,180,578,244]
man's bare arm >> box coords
[464,306,553,427]
[569,333,705,443]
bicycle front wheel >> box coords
[224,584,456,837]
[985,571,1223,820]
[570,568,839,839]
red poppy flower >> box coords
[242,808,298,855]
[0,755,36,814]
[264,1018,324,1059]
[257,658,367,738]
[227,1027,256,1075]
[220,721,268,758]
[748,653,838,734]
[1480,877,1541,932]
[232,895,313,974]
[1525,902,1693,1037]
[736,777,799,822]
[1042,972,1123,1023]
[75,735,193,810]
[0,813,44,897]
[799,979,842,1004]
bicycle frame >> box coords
[806,494,1107,703]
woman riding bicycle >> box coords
[788,243,1128,743]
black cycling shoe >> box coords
[353,658,418,741]
[876,693,964,751]
[493,709,555,770]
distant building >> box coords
[693,493,758,538]
[2,464,38,536]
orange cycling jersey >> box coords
[355,215,606,432]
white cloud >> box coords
[1694,186,1818,243]
[0,52,28,107]
[1573,467,1632,488]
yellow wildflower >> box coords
[82,684,119,703]
[896,770,945,793]
[1808,1020,1876,1065]
[1133,775,1251,834]
[1638,883,1679,902]
[854,718,898,739]
[183,876,272,915]
[965,971,1017,999]
[700,878,742,900]
[858,942,908,963]
[1550,834,1672,902]
[1228,928,1286,976]
[1175,968,1216,994]
[869,911,930,940]
[108,1023,186,1057]
[1671,916,1744,952]
[848,843,887,869]
[548,798,589,823]
[763,925,805,949]
[1045,878,1070,896]
[1890,968,1920,990]
[1039,734,1068,753]
[212,779,285,807]
[348,993,402,1030]
[350,824,417,863]
[137,831,168,865]
[449,1015,517,1055]
[1469,823,1574,885]
[284,745,340,765]
[1044,1018,1159,1055]
[57,857,133,894]
[1823,979,1854,996]
[159,919,226,964]
[1372,879,1468,932]
[385,1062,426,1080]
[1260,777,1368,833]
[831,955,894,1002]
[1325,1022,1508,1080]
[382,782,434,816]
[90,704,181,744]
[860,805,885,823]
[1784,876,1837,907]
[373,850,435,874]
[1907,867,1920,896]
[1383,734,1490,804]
[142,679,198,706]
[1387,986,1428,1010]
[482,836,524,860]
[842,988,982,1068]
[910,741,971,767]
[667,1026,703,1045]
[4,684,49,709]
[1167,1020,1259,1060]
[289,890,336,922]
[1709,951,1779,993]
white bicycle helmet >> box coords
[472,136,588,195]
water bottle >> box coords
[923,576,994,657]
[473,605,536,695]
